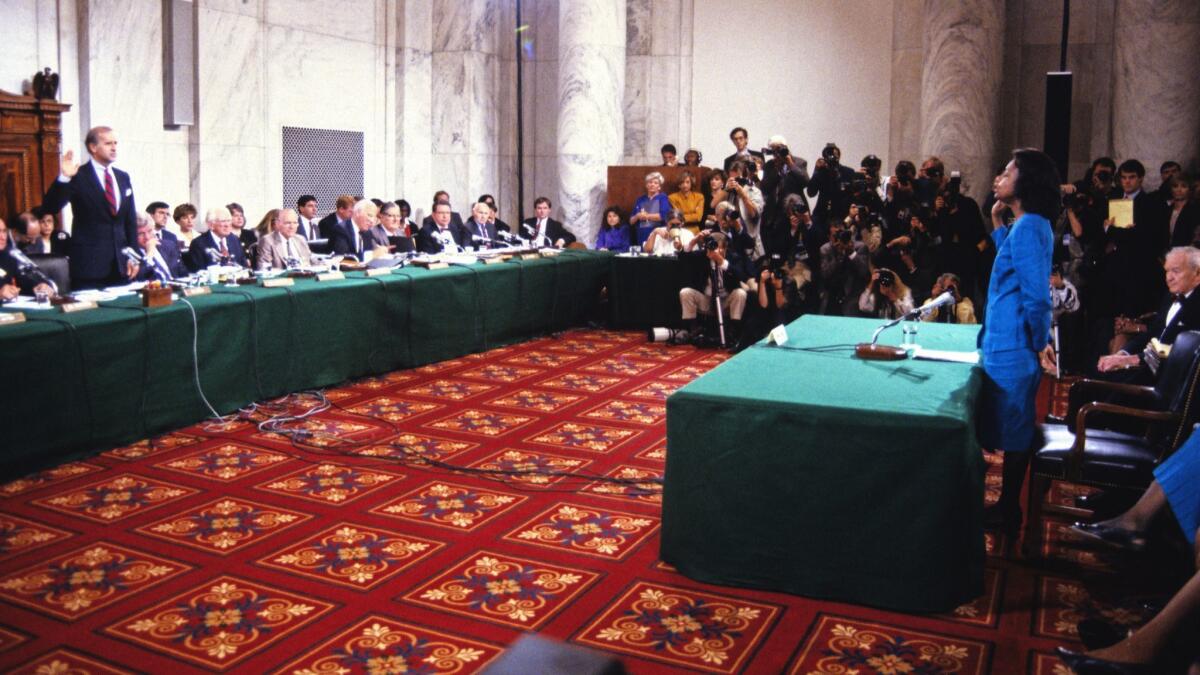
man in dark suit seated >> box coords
[40,125,139,289]
[478,194,511,235]
[520,197,576,248]
[189,207,248,269]
[317,194,355,240]
[369,201,415,254]
[329,199,379,261]
[420,191,464,231]
[125,219,188,282]
[144,201,184,273]
[463,201,499,248]
[417,201,467,254]
[0,218,56,301]
[1092,246,1200,385]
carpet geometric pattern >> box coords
[0,329,1150,672]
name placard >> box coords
[316,271,345,282]
[0,312,27,325]
[365,267,393,277]
[59,301,98,313]
[183,286,212,297]
[262,277,295,287]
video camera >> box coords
[878,269,895,287]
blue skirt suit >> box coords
[977,213,1053,453]
[1157,429,1200,545]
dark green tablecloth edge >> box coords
[0,251,611,479]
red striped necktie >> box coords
[103,167,118,216]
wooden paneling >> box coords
[605,165,713,221]
[0,89,71,224]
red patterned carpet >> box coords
[0,330,1159,673]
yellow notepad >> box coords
[1109,199,1134,228]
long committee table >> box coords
[0,251,611,477]
[661,314,986,612]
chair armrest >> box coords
[1069,378,1157,401]
[1068,402,1180,476]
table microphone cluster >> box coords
[855,291,955,360]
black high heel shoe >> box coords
[1055,647,1157,674]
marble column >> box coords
[398,0,434,214]
[919,0,1006,199]
[1112,0,1200,184]
[557,0,625,244]
[624,0,693,165]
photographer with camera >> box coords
[723,159,765,260]
[643,209,694,256]
[759,135,810,233]
[736,253,807,351]
[923,272,977,324]
[819,221,870,316]
[679,229,752,346]
[807,142,858,229]
[923,162,987,302]
[859,267,915,319]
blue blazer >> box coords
[188,231,247,269]
[41,160,138,284]
[980,213,1053,355]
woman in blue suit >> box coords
[978,148,1059,533]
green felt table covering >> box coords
[0,251,611,477]
[661,314,986,612]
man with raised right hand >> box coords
[41,125,139,288]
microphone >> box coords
[855,292,955,361]
[121,246,145,264]
[522,223,550,246]
[905,291,955,320]
[205,247,224,263]
[472,234,493,244]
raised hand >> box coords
[60,149,79,178]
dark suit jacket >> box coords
[154,228,185,275]
[520,218,576,247]
[723,150,765,172]
[1169,201,1200,248]
[421,211,464,231]
[1124,290,1200,356]
[41,160,138,285]
[317,212,346,240]
[417,221,467,254]
[188,231,248,269]
[330,222,370,260]
[462,218,498,247]
[126,244,188,281]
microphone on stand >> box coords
[855,291,955,361]
[121,246,146,264]
[521,223,549,247]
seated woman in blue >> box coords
[630,171,672,246]
[595,207,631,251]
[1058,426,1200,672]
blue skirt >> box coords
[977,348,1042,453]
[1155,429,1200,545]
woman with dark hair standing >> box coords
[979,148,1058,534]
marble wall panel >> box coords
[430,152,469,213]
[431,52,469,153]
[892,0,924,50]
[1112,0,1200,181]
[627,0,652,56]
[85,0,172,143]
[434,0,497,54]
[193,144,269,217]
[197,8,266,148]
[649,0,682,56]
[202,0,261,18]
[888,47,923,165]
[0,0,40,93]
[121,139,193,210]
[264,0,376,42]
[919,0,1006,198]
[469,52,499,159]
[529,0,559,62]
[623,56,650,159]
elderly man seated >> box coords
[257,208,312,270]
[125,216,188,282]
[189,206,248,269]
[0,217,56,301]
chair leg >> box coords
[1021,473,1052,559]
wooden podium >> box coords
[0,88,71,224]
[606,165,712,220]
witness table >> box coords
[661,314,985,612]
[0,251,611,478]
[607,253,707,329]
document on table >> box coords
[912,348,980,365]
[2,298,55,311]
[1108,199,1134,228]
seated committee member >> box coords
[1088,246,1200,384]
[318,194,355,240]
[522,197,575,247]
[257,208,312,270]
[189,207,248,269]
[478,194,510,235]
[420,191,465,231]
[418,201,467,254]
[331,199,380,261]
[0,218,56,300]
[463,201,499,248]
[371,202,415,254]
[125,218,187,282]
[41,125,139,288]
[146,201,181,250]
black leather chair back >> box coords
[29,254,70,294]
[1155,330,1200,413]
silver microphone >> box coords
[907,290,956,319]
[121,246,145,264]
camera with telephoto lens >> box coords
[878,269,895,287]
[1094,169,1113,184]
[701,235,719,251]
[762,145,789,159]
